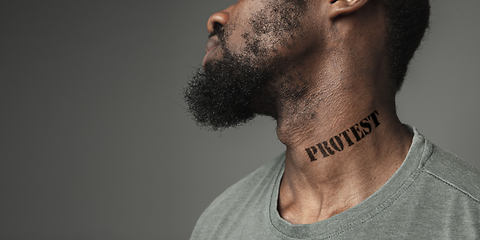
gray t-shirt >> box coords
[190,128,480,239]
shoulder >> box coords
[190,153,285,238]
[421,144,480,203]
[207,152,284,207]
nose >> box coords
[207,6,233,34]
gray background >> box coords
[1,0,479,239]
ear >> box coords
[328,0,369,19]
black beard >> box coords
[184,49,275,131]
[184,0,308,131]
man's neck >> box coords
[274,82,413,225]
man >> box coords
[185,0,480,239]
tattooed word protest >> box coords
[305,110,380,161]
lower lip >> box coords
[202,46,218,68]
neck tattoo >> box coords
[305,110,380,161]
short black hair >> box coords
[383,0,430,92]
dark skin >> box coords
[204,0,413,224]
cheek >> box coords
[246,32,284,56]
[225,27,249,54]
[223,0,307,59]
[243,5,305,56]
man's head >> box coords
[185,0,310,130]
[184,0,430,130]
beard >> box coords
[184,48,276,131]
[184,0,308,131]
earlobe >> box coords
[328,0,369,19]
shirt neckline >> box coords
[268,126,433,239]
